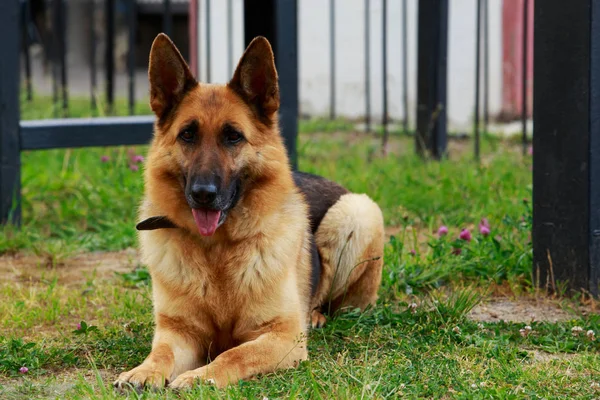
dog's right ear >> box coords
[148,33,197,119]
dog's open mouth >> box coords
[192,208,222,236]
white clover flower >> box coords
[587,330,596,340]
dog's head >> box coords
[144,34,289,237]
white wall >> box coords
[197,0,503,131]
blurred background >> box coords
[19,0,532,134]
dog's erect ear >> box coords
[228,36,280,118]
[148,33,197,118]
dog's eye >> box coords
[224,128,244,145]
[178,128,196,143]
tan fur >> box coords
[114,34,384,391]
[310,193,385,316]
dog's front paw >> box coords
[169,367,218,389]
[310,309,327,329]
[114,366,169,391]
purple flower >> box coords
[437,226,449,237]
[101,155,109,163]
[459,229,472,242]
[132,155,145,163]
[479,218,491,236]
[129,164,139,172]
[527,146,533,156]
[452,248,462,256]
[480,225,491,236]
[409,249,416,256]
[77,323,81,330]
[19,366,28,374]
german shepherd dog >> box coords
[114,33,384,390]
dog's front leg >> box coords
[114,327,200,391]
[169,322,307,389]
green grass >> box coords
[3,97,597,399]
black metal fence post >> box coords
[128,0,137,115]
[364,0,371,133]
[329,0,336,120]
[402,0,408,135]
[105,0,115,114]
[22,0,33,102]
[227,0,233,76]
[474,0,482,160]
[533,0,600,295]
[244,0,298,169]
[206,0,211,83]
[90,0,97,113]
[52,0,60,117]
[163,0,172,37]
[521,0,529,154]
[416,0,448,159]
[58,0,68,116]
[381,0,389,155]
[483,0,489,136]
[0,0,22,224]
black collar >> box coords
[136,216,178,230]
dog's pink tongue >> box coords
[192,209,221,236]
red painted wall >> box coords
[189,0,199,79]
[502,0,534,120]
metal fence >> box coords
[3,0,597,294]
[17,1,531,154]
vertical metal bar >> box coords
[474,0,481,160]
[58,0,68,116]
[22,0,33,101]
[128,0,137,115]
[402,0,408,135]
[52,0,59,117]
[105,0,115,114]
[227,0,233,76]
[163,0,172,37]
[206,0,211,83]
[416,0,448,159]
[533,0,600,295]
[329,0,335,120]
[382,0,388,155]
[90,0,97,112]
[522,0,529,155]
[364,0,371,133]
[189,0,199,79]
[244,0,298,169]
[483,0,489,135]
[0,0,22,224]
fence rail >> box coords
[20,116,154,150]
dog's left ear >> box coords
[228,36,280,118]
[148,33,197,119]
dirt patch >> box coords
[469,297,577,323]
[0,368,115,399]
[0,249,139,286]
[527,349,578,364]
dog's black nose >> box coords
[190,182,218,205]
